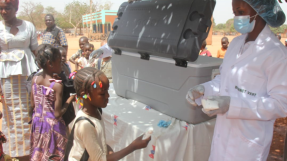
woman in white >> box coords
[186,0,287,161]
[0,0,38,160]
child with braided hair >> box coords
[30,44,75,161]
[66,67,151,161]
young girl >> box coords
[77,43,94,69]
[66,67,151,161]
[30,44,75,161]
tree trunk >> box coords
[74,27,77,37]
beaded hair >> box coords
[73,67,104,96]
[35,44,61,69]
[58,46,67,54]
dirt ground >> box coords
[1,34,286,160]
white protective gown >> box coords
[200,25,287,161]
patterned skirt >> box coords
[1,75,31,157]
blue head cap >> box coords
[243,0,286,27]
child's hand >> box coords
[66,95,76,105]
[0,111,2,119]
[130,135,151,150]
[107,144,114,155]
[70,95,76,100]
[52,73,62,80]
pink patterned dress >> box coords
[30,77,67,161]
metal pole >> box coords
[90,0,93,35]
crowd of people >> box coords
[199,37,230,59]
[200,34,287,59]
[0,0,287,161]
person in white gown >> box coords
[0,0,38,160]
[186,0,287,160]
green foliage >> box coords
[229,24,235,33]
[270,24,287,34]
[225,19,234,30]
[58,0,114,33]
[18,1,45,29]
[214,18,287,34]
[45,6,58,16]
[55,14,74,29]
[15,0,113,30]
[214,23,226,31]
[99,1,113,10]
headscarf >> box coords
[99,43,113,58]
[243,0,285,27]
[0,0,19,9]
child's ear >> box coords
[79,91,86,98]
[47,60,53,67]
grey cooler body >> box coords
[108,0,220,124]
[112,52,222,124]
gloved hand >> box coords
[202,96,230,117]
[186,85,205,106]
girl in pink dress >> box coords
[30,44,75,161]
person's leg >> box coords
[1,76,31,159]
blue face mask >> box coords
[234,14,258,34]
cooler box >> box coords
[108,0,222,124]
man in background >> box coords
[42,14,68,51]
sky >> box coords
[19,0,287,25]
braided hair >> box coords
[35,44,61,69]
[58,46,67,53]
[73,67,104,96]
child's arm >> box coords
[78,121,150,161]
[107,145,114,155]
[217,50,220,58]
[207,50,212,57]
[69,52,80,65]
[106,135,151,161]
[69,58,77,65]
[53,83,75,119]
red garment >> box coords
[200,50,212,57]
